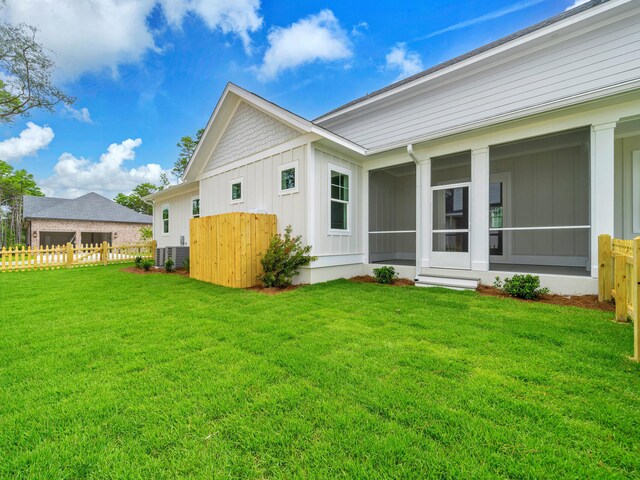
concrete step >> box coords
[415,274,479,290]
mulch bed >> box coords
[121,266,190,277]
[477,284,615,312]
[349,275,415,286]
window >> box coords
[329,165,350,232]
[192,197,200,218]
[278,161,298,194]
[230,178,243,204]
[162,205,169,234]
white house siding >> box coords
[615,129,640,239]
[153,189,198,248]
[199,145,307,240]
[312,147,363,259]
[318,7,640,151]
[204,101,299,172]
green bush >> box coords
[373,266,398,285]
[134,256,143,268]
[164,259,175,273]
[495,274,549,300]
[182,257,190,273]
[141,259,154,271]
[258,225,317,288]
[139,226,152,241]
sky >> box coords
[0,0,588,199]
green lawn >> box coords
[1,266,639,479]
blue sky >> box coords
[0,0,584,198]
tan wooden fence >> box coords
[598,234,640,361]
[0,240,156,272]
[190,212,277,288]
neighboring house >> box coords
[23,192,152,248]
[145,0,640,294]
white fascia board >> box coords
[309,126,367,156]
[315,0,633,124]
[143,181,199,202]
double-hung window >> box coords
[329,165,350,232]
[162,205,169,234]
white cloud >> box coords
[385,43,424,81]
[0,122,55,162]
[257,9,352,81]
[351,21,369,37]
[565,0,590,10]
[40,138,169,199]
[63,105,93,123]
[0,0,263,81]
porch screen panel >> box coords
[489,127,590,268]
[369,163,416,265]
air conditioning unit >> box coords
[155,246,190,268]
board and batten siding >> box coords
[200,145,307,241]
[318,10,640,151]
[313,147,363,258]
[204,101,300,172]
[153,190,197,248]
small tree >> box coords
[139,226,152,242]
[258,225,316,288]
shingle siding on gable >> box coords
[205,101,300,171]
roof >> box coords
[315,0,610,121]
[181,82,366,182]
[23,192,153,224]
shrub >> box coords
[141,259,154,271]
[182,257,190,273]
[134,256,143,268]
[164,259,175,273]
[496,274,549,300]
[373,266,398,285]
[258,225,317,288]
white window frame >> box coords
[230,177,244,204]
[191,196,200,218]
[161,203,169,236]
[328,163,351,235]
[278,161,299,195]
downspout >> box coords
[407,144,421,280]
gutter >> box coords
[407,144,422,280]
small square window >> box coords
[278,161,298,195]
[230,178,243,203]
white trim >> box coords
[278,160,299,195]
[230,177,244,204]
[309,253,365,268]
[328,163,352,235]
[161,203,170,236]
[633,150,640,233]
[489,225,591,231]
[369,230,417,234]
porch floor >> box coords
[490,263,590,277]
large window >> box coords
[162,205,169,234]
[330,165,350,232]
[489,127,590,271]
[279,161,298,194]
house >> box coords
[145,0,640,294]
[23,192,152,248]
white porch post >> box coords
[361,167,369,265]
[420,158,431,271]
[471,147,490,271]
[591,122,617,277]
[415,162,422,279]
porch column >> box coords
[419,158,431,270]
[591,122,617,276]
[471,147,490,271]
[361,167,369,264]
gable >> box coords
[204,101,300,172]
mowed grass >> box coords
[1,266,640,479]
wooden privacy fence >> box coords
[0,240,156,272]
[598,234,640,361]
[190,212,277,288]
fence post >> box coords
[615,253,627,322]
[66,242,74,268]
[102,241,109,266]
[633,237,640,361]
[598,234,612,301]
[150,239,157,260]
